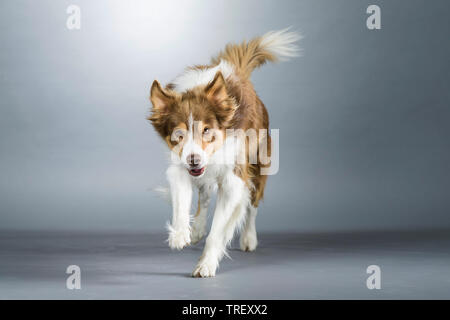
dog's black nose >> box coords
[186,153,201,167]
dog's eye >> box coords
[203,127,210,134]
[172,129,186,143]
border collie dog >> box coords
[149,28,300,277]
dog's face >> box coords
[149,72,237,177]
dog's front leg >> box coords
[192,172,246,277]
[166,165,192,250]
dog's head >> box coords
[149,72,237,177]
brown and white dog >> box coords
[149,28,300,277]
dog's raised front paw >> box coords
[167,226,191,250]
[192,258,218,278]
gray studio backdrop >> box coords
[1,0,449,232]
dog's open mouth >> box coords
[188,167,205,177]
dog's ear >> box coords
[149,80,175,137]
[150,80,174,112]
[205,72,228,104]
[205,72,236,127]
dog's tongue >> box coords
[189,167,204,176]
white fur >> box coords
[240,205,258,252]
[190,184,215,244]
[166,165,192,250]
[180,114,208,169]
[171,60,234,93]
[260,27,302,60]
[152,186,170,203]
[170,28,300,93]
[192,168,249,277]
[165,135,250,277]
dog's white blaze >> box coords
[188,113,193,133]
[171,60,234,92]
[180,113,208,169]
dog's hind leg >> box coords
[239,171,267,252]
[191,185,214,244]
[240,204,258,252]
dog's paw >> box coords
[167,227,191,250]
[192,258,218,278]
[190,224,206,245]
[240,232,258,252]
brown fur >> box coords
[211,36,279,80]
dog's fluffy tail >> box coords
[212,27,301,79]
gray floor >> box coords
[0,229,449,299]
